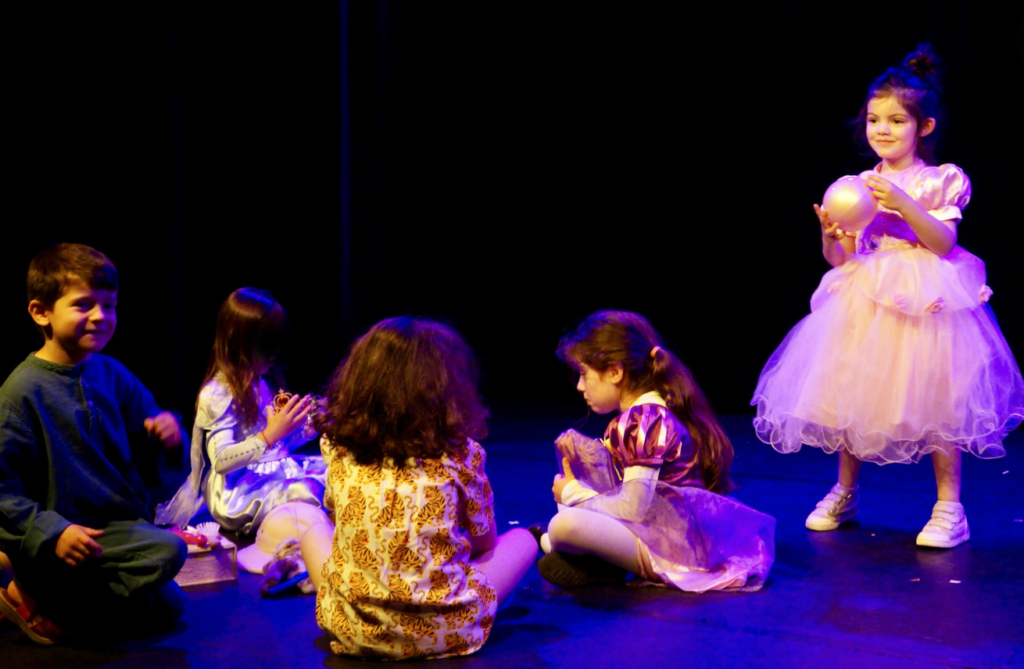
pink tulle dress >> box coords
[752,161,1024,464]
[558,393,776,592]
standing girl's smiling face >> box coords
[866,95,935,172]
[576,363,624,414]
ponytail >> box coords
[558,310,735,495]
[651,348,734,495]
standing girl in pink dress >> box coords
[534,310,776,592]
[751,45,1024,547]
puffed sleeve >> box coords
[916,164,971,225]
[197,380,270,475]
[605,404,681,468]
[456,440,494,536]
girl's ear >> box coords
[919,117,936,137]
[605,362,625,385]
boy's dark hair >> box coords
[27,243,119,306]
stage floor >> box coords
[4,406,1022,669]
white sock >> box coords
[540,533,552,554]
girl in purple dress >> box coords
[534,310,776,591]
[751,45,1024,548]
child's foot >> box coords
[0,586,62,645]
[537,551,626,588]
[805,483,860,531]
[916,501,970,548]
[527,523,547,552]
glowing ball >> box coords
[822,176,877,232]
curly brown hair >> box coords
[557,310,734,495]
[316,317,488,465]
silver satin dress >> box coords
[156,375,326,534]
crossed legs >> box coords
[301,523,535,605]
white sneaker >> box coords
[805,483,860,531]
[916,501,970,548]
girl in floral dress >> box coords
[300,317,535,660]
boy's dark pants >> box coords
[9,519,187,635]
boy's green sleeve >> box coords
[0,408,72,558]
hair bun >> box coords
[903,43,940,79]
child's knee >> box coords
[499,528,539,561]
[168,536,188,573]
[547,511,584,551]
[146,527,188,575]
[299,521,333,563]
[299,521,333,592]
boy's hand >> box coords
[55,525,104,566]
[552,457,577,504]
[145,412,182,448]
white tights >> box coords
[545,506,644,575]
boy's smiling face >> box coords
[30,279,118,365]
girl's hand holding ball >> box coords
[814,204,845,241]
[820,175,878,234]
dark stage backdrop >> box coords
[6,3,1024,426]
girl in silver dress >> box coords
[157,287,326,536]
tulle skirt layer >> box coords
[559,436,776,592]
[752,247,1024,464]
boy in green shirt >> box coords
[0,243,187,644]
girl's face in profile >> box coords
[254,348,277,377]
[575,363,623,414]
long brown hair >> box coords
[199,287,288,429]
[557,310,734,494]
[316,317,488,465]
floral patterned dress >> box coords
[315,437,497,660]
